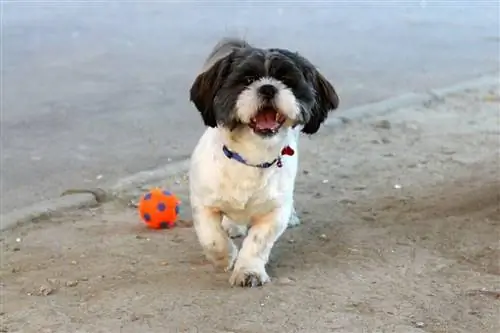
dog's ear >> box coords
[189,55,233,127]
[301,69,339,135]
[269,48,339,134]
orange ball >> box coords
[138,188,180,229]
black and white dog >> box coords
[188,38,339,287]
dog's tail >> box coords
[202,37,250,72]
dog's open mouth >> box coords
[249,108,286,136]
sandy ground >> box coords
[1,85,499,333]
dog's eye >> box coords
[281,76,297,88]
[244,76,258,85]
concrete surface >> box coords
[2,82,499,333]
[1,1,499,214]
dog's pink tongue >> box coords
[254,111,278,130]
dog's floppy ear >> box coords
[189,54,233,127]
[301,69,339,134]
[269,48,339,134]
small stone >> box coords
[15,238,21,243]
[302,170,309,175]
[71,260,78,265]
[440,148,456,155]
[288,239,295,244]
[362,215,375,222]
[65,280,79,287]
[413,321,425,328]
[393,184,402,189]
[374,119,391,129]
[314,192,322,198]
[38,285,55,296]
[160,261,169,266]
[340,199,356,205]
[46,278,60,285]
[80,277,89,282]
[277,277,295,285]
[322,179,329,184]
[383,152,396,157]
[12,246,20,252]
[319,234,328,240]
[371,139,381,144]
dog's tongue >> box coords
[254,110,279,130]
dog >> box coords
[188,38,339,287]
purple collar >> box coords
[222,145,295,169]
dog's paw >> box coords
[222,217,248,238]
[287,210,301,228]
[205,241,238,272]
[229,265,270,287]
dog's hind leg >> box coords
[222,216,248,238]
[287,206,301,228]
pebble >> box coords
[65,280,79,287]
[38,285,55,296]
[46,278,60,285]
[322,179,329,184]
[374,119,391,129]
[393,184,402,189]
[413,321,425,328]
[288,239,296,244]
[277,277,295,286]
[362,215,376,222]
[319,234,328,240]
[339,199,356,205]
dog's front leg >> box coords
[229,207,290,287]
[193,207,238,271]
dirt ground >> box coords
[1,85,499,333]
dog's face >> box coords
[190,43,339,137]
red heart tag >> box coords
[281,146,295,156]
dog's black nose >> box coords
[258,84,277,99]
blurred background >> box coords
[1,0,499,214]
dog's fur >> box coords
[188,38,339,287]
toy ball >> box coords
[138,188,180,229]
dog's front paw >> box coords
[229,264,270,287]
[205,241,238,272]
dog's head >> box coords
[189,38,339,137]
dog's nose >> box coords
[258,84,277,99]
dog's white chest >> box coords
[215,166,280,217]
[189,127,299,222]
